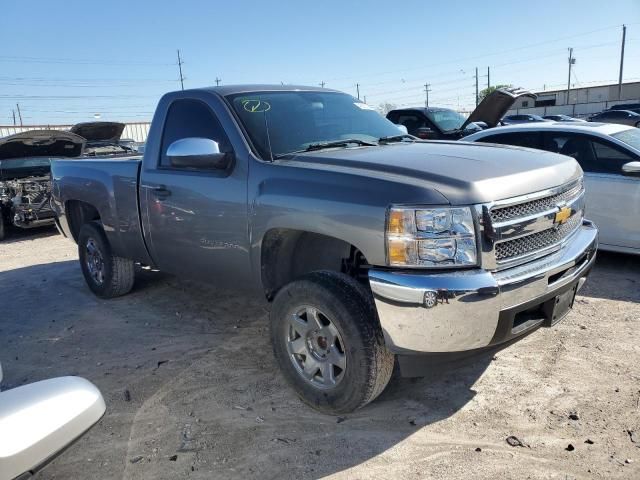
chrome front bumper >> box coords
[369,220,598,354]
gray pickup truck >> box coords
[51,85,598,413]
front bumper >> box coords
[369,220,598,354]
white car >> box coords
[465,122,640,254]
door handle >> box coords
[152,185,171,199]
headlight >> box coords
[386,206,478,267]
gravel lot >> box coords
[1,227,639,479]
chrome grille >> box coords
[491,179,583,223]
[495,214,581,261]
[484,179,585,269]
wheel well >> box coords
[65,200,101,242]
[261,229,371,300]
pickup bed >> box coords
[51,85,598,413]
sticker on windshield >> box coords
[354,102,375,111]
[242,99,271,113]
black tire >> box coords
[77,222,135,298]
[635,121,640,128]
[270,271,394,414]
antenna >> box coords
[263,110,274,162]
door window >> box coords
[543,132,635,174]
[395,113,427,135]
[160,99,232,168]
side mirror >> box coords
[166,137,230,170]
[396,124,409,134]
[0,376,105,479]
[416,127,436,140]
[622,161,640,176]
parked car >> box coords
[70,121,137,156]
[542,114,586,122]
[0,130,85,240]
[51,85,597,414]
[502,114,550,125]
[465,122,640,254]
[386,87,535,139]
[588,109,640,127]
[0,363,105,480]
[608,102,640,114]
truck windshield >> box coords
[226,91,402,159]
[612,128,640,151]
[424,109,467,132]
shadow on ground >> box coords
[579,251,640,303]
[0,259,495,479]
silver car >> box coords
[465,122,640,254]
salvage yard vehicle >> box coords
[0,363,106,480]
[0,130,84,241]
[70,121,138,156]
[386,87,535,140]
[465,122,640,254]
[588,109,640,128]
[51,85,597,414]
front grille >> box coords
[491,180,583,223]
[495,214,582,261]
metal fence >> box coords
[0,122,151,142]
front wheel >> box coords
[270,271,394,414]
[77,222,135,298]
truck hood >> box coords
[461,87,537,130]
[278,141,582,205]
[0,130,85,161]
[70,122,125,142]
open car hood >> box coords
[0,130,85,160]
[70,122,125,142]
[461,87,536,130]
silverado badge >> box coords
[554,206,572,226]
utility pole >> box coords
[618,24,627,100]
[176,49,185,91]
[566,47,575,105]
[487,66,490,90]
[356,83,360,100]
[16,103,23,127]
[12,109,16,126]
[363,95,367,104]
[424,83,431,107]
[319,81,325,88]
[475,67,479,106]
[215,77,221,87]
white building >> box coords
[507,81,640,118]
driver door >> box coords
[140,97,251,286]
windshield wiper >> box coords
[378,134,416,144]
[274,138,378,159]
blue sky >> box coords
[1,0,639,124]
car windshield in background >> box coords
[226,91,401,158]
[425,109,467,132]
[612,128,640,151]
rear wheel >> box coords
[270,271,394,414]
[77,222,135,298]
[635,121,640,128]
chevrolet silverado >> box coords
[51,85,598,413]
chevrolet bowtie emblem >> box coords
[555,206,572,225]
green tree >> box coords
[478,84,511,102]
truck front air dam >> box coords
[368,220,598,354]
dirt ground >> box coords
[0,227,638,480]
